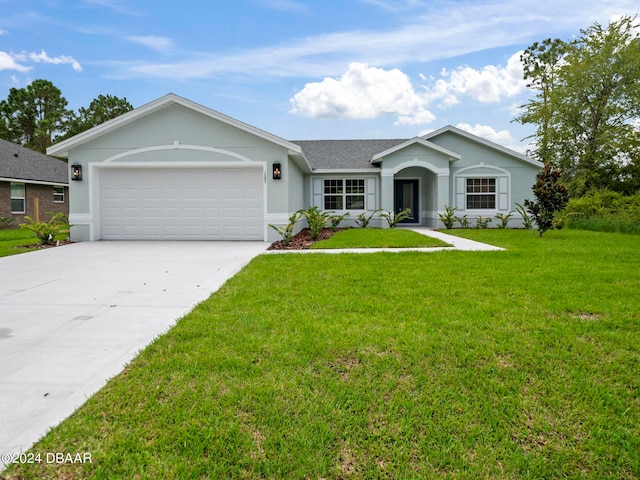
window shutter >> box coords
[312,178,323,208]
[498,177,508,210]
[366,178,376,210]
[456,177,466,209]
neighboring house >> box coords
[0,138,69,225]
[46,93,541,242]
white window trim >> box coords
[11,182,26,214]
[53,185,65,203]
[322,178,366,211]
[465,178,496,210]
[454,164,510,212]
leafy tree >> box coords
[0,79,73,153]
[63,94,133,139]
[515,16,640,195]
[524,162,569,236]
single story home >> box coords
[46,93,541,242]
[0,138,69,225]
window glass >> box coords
[53,186,65,203]
[323,179,365,210]
[10,183,25,213]
[466,179,496,209]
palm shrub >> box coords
[515,202,533,229]
[455,215,471,228]
[475,216,492,229]
[301,206,331,240]
[19,212,70,245]
[380,208,413,228]
[328,212,349,232]
[268,211,303,246]
[438,205,458,229]
[494,211,513,229]
[355,209,382,228]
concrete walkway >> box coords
[0,241,268,471]
[266,228,504,254]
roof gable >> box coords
[0,139,69,184]
[47,93,305,159]
[423,125,540,167]
[370,136,461,163]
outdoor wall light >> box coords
[272,161,282,180]
[71,163,83,181]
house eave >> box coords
[0,176,69,186]
[312,168,382,174]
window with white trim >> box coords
[11,183,25,213]
[466,178,496,209]
[323,179,365,210]
[53,185,65,203]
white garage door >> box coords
[100,167,264,240]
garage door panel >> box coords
[99,167,263,240]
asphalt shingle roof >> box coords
[291,139,407,169]
[0,138,69,184]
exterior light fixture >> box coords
[272,161,282,180]
[71,163,83,181]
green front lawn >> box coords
[6,230,640,479]
[0,228,41,257]
[311,227,451,249]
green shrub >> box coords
[515,203,533,229]
[455,215,470,228]
[301,206,331,240]
[562,189,640,235]
[524,162,569,236]
[19,213,70,245]
[328,212,349,232]
[438,205,458,229]
[268,211,303,246]
[380,208,413,228]
[355,209,382,228]
[0,217,13,229]
[494,211,513,229]
[475,216,492,229]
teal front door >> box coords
[394,179,419,224]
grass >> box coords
[0,228,42,257]
[5,229,640,479]
[311,228,451,249]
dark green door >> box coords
[394,179,419,224]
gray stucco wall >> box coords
[66,103,293,241]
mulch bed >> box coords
[16,239,72,250]
[267,228,342,250]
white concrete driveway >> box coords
[0,241,268,470]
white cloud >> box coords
[456,123,526,153]
[426,51,526,104]
[26,50,82,72]
[126,35,173,52]
[0,51,31,72]
[289,62,435,125]
[254,0,308,13]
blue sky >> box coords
[1,0,636,152]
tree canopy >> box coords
[516,15,640,195]
[0,81,133,153]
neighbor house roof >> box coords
[0,138,69,185]
[292,139,406,170]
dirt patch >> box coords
[267,228,341,250]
